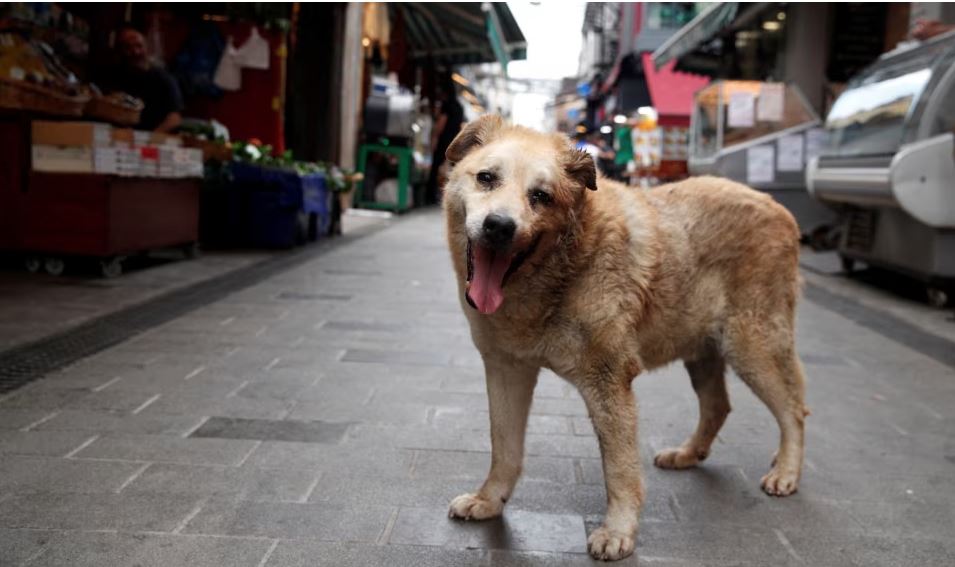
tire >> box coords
[43,257,65,276]
[99,257,123,278]
[926,287,949,309]
[840,256,856,274]
[24,256,41,273]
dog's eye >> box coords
[476,171,496,185]
[530,189,552,206]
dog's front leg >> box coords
[580,379,644,561]
[448,355,539,520]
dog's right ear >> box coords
[446,115,504,165]
[564,149,598,191]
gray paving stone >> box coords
[0,386,91,410]
[65,389,164,413]
[0,430,95,457]
[309,474,476,509]
[183,499,391,541]
[577,458,604,485]
[412,450,577,484]
[786,530,955,567]
[40,531,273,567]
[345,423,491,453]
[0,455,144,494]
[525,434,601,459]
[0,528,54,565]
[321,320,409,332]
[122,463,318,502]
[433,409,572,435]
[266,541,487,567]
[191,416,351,444]
[341,348,452,366]
[74,435,258,466]
[0,408,56,430]
[632,520,798,565]
[34,409,205,436]
[4,210,955,566]
[0,492,201,532]
[140,393,295,420]
[838,496,955,541]
[487,549,620,566]
[233,374,317,400]
[288,400,431,426]
[389,507,587,554]
[245,441,415,477]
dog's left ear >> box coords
[446,115,504,165]
[564,149,598,191]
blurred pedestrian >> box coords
[573,122,615,175]
[427,77,464,205]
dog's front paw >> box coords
[761,466,799,496]
[448,493,503,521]
[653,446,704,469]
[587,526,635,561]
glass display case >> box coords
[688,80,834,236]
[806,30,955,301]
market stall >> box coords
[0,4,356,276]
[806,30,955,306]
[0,5,206,277]
[689,80,838,237]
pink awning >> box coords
[641,52,710,123]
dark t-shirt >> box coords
[437,96,465,151]
[106,65,184,130]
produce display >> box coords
[0,29,142,121]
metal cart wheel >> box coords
[840,256,856,274]
[24,256,41,273]
[43,257,65,276]
[99,257,123,279]
[926,287,949,309]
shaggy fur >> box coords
[442,116,808,561]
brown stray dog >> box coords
[442,116,808,561]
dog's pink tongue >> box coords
[468,245,510,314]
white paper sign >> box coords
[747,145,775,184]
[728,92,755,128]
[776,134,804,171]
[757,83,785,122]
[805,128,830,158]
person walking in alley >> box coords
[426,77,465,205]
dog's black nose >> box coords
[482,214,516,249]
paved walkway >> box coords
[1,210,954,566]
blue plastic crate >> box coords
[226,162,331,248]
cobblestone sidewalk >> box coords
[1,210,954,566]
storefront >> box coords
[0,3,359,276]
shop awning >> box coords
[651,2,754,69]
[395,3,527,68]
[641,52,709,123]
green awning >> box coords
[651,3,740,69]
[394,3,527,68]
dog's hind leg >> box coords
[579,378,644,561]
[654,345,730,469]
[724,317,807,496]
[448,356,538,520]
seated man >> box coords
[104,28,184,133]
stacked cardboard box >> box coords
[31,122,110,173]
[31,121,203,178]
[159,147,204,178]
